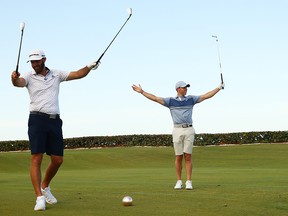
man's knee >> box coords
[184,153,192,161]
[31,154,43,165]
[51,156,63,166]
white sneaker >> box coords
[174,180,182,189]
[41,186,57,204]
[34,196,46,211]
[185,180,193,190]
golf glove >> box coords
[87,61,100,70]
[218,82,225,90]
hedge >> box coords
[1,131,288,152]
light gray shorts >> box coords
[172,127,195,155]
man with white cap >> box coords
[132,81,224,190]
[11,49,100,211]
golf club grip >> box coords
[220,73,224,89]
[96,53,104,64]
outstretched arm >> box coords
[66,61,100,81]
[197,83,225,103]
[132,84,165,105]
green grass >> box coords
[0,144,288,216]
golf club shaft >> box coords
[16,30,24,74]
[218,44,224,89]
[212,35,224,89]
[218,46,224,89]
[96,13,132,64]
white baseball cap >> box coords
[27,49,46,62]
[175,81,190,89]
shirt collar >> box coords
[176,95,187,101]
[32,67,51,76]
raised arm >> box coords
[132,84,165,106]
[11,71,26,87]
[197,83,225,103]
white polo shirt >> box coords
[22,68,69,115]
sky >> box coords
[0,0,287,141]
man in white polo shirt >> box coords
[11,49,99,211]
[132,81,224,190]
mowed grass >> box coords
[0,144,288,216]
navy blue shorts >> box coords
[28,114,64,156]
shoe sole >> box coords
[34,208,46,211]
[34,205,46,211]
[174,187,182,190]
[45,199,57,204]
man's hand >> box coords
[132,84,144,94]
[218,82,225,90]
[11,71,25,87]
[87,61,100,70]
[11,71,20,79]
[11,71,20,84]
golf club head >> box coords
[212,35,218,41]
[20,22,25,31]
[127,8,132,16]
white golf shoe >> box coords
[185,180,193,190]
[174,180,182,189]
[41,186,57,204]
[34,196,46,211]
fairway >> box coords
[0,144,288,216]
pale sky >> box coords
[1,0,287,141]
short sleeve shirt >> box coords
[22,69,69,114]
[163,95,200,125]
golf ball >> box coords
[122,196,133,206]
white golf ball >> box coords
[122,196,133,206]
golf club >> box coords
[212,35,224,89]
[16,22,25,75]
[96,8,132,64]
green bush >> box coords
[1,131,287,152]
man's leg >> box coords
[175,155,183,180]
[173,128,185,189]
[174,154,184,189]
[42,116,64,188]
[184,153,193,189]
[40,155,63,204]
[184,153,192,180]
[183,127,194,189]
[30,153,44,197]
[42,155,63,189]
